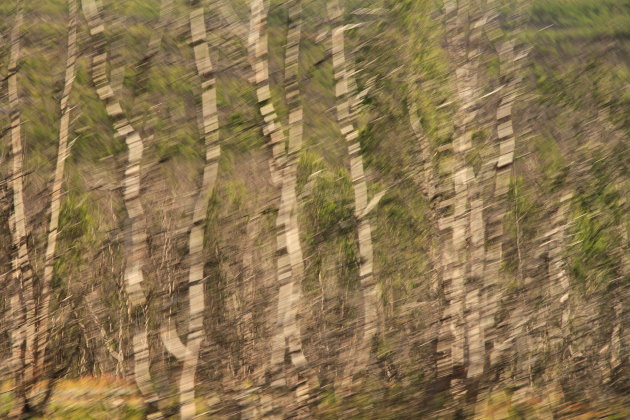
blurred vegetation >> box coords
[1,0,630,417]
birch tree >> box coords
[7,0,78,415]
[281,0,312,412]
[327,0,384,386]
[159,5,220,418]
[81,0,162,415]
[247,0,310,394]
[7,4,34,415]
[485,35,528,377]
[434,0,498,406]
[434,2,530,412]
[38,0,79,384]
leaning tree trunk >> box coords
[159,6,220,419]
[37,0,79,382]
[7,3,37,416]
[80,0,162,416]
[7,2,80,415]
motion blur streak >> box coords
[1,0,630,418]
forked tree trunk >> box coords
[159,6,220,419]
[7,2,79,415]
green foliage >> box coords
[484,55,500,78]
[531,0,630,31]
[301,161,359,298]
[296,150,325,193]
[308,168,355,242]
[24,0,66,16]
[156,125,201,161]
[53,189,99,297]
[59,196,93,241]
[374,182,429,310]
[3,0,630,416]
[502,176,534,283]
[147,64,193,96]
[0,382,13,418]
[506,177,538,243]
[119,0,160,20]
[569,156,624,292]
[532,135,567,192]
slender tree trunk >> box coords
[37,0,79,381]
[487,38,520,371]
[248,0,310,391]
[544,194,572,347]
[80,1,162,416]
[282,1,314,413]
[327,0,381,386]
[248,0,284,184]
[159,6,220,418]
[436,1,492,407]
[6,3,36,416]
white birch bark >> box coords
[436,3,505,407]
[80,1,162,415]
[159,7,220,418]
[486,36,537,397]
[436,0,479,395]
[487,40,522,373]
[327,0,380,383]
[247,0,310,392]
[37,0,79,380]
[5,4,78,408]
[6,3,37,415]
[282,2,314,413]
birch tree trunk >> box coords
[37,0,79,382]
[282,1,314,413]
[487,38,525,375]
[80,1,162,415]
[7,3,80,414]
[470,25,527,413]
[544,194,573,349]
[247,0,310,395]
[435,0,490,406]
[7,3,37,416]
[159,6,220,418]
[327,0,381,387]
